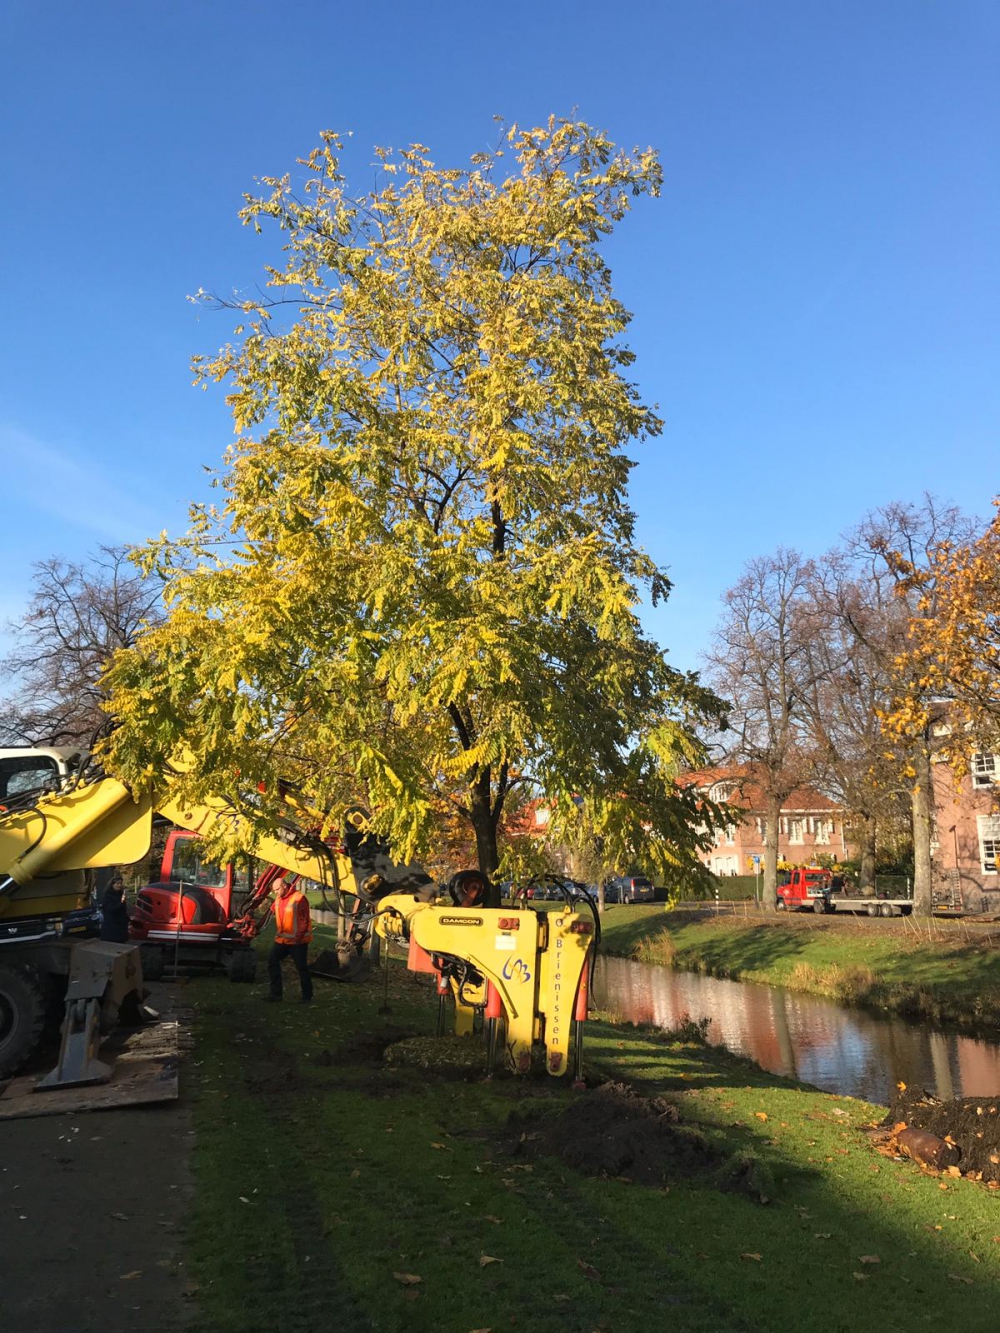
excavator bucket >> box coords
[37,941,143,1091]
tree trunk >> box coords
[911,741,934,917]
[859,814,877,893]
[468,775,500,878]
[762,796,780,913]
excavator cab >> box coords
[129,831,262,982]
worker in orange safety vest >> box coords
[265,877,314,1003]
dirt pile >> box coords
[880,1087,1000,1183]
[503,1081,771,1196]
[383,1034,490,1077]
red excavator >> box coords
[128,828,371,983]
[129,829,293,981]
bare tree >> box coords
[706,549,821,911]
[0,546,163,747]
[835,498,975,914]
[801,553,911,891]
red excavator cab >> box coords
[129,831,242,940]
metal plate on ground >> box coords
[0,1019,179,1120]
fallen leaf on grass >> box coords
[852,1273,869,1282]
[577,1259,600,1279]
[119,1271,142,1281]
[431,1142,450,1150]
[740,1253,762,1262]
[393,1273,422,1285]
[484,1215,503,1224]
[948,1274,974,1285]
[754,1112,768,1122]
[858,1256,881,1265]
[110,1212,128,1221]
[814,1233,832,1240]
[239,1196,252,1204]
[479,1255,503,1267]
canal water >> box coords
[592,954,1000,1105]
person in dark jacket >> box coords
[99,873,131,943]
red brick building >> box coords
[686,767,848,876]
[931,745,1000,912]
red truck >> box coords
[777,867,914,917]
[776,867,834,913]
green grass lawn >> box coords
[597,906,1000,1030]
[183,923,1000,1333]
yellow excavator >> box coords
[0,747,594,1092]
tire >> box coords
[879,902,894,918]
[141,946,165,982]
[867,903,879,918]
[775,898,786,911]
[813,898,826,914]
[0,963,48,1078]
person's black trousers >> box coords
[267,942,313,1000]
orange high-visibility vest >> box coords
[274,890,313,945]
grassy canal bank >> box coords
[183,923,1000,1333]
[598,906,1000,1031]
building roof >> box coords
[681,766,841,814]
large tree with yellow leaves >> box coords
[103,119,725,878]
[886,502,1000,772]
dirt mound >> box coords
[384,1035,490,1078]
[882,1087,1000,1182]
[504,1081,729,1189]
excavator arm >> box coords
[0,777,355,904]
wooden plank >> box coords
[0,1018,179,1120]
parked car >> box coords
[604,875,655,904]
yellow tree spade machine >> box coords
[0,747,595,1089]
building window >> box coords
[972,753,1000,788]
[815,820,830,846]
[756,817,766,839]
[977,816,1000,873]
[789,818,804,845]
[725,824,736,845]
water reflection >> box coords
[593,955,1000,1104]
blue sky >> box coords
[1,0,996,672]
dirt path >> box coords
[0,992,193,1333]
